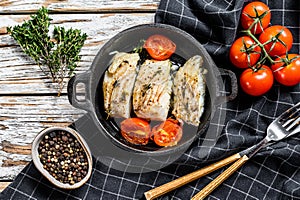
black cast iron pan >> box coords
[67,23,237,172]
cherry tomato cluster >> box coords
[230,1,300,96]
[120,118,183,147]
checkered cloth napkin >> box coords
[1,0,300,199]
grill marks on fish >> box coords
[133,59,172,121]
[102,53,206,126]
[172,55,206,126]
[103,52,140,118]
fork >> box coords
[191,102,300,199]
[144,102,300,200]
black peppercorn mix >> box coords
[38,130,89,185]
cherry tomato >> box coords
[259,25,293,57]
[240,65,274,96]
[120,118,151,145]
[241,1,271,34]
[229,36,261,69]
[151,118,183,147]
[143,34,176,60]
[271,54,300,86]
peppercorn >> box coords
[38,130,89,185]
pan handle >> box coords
[67,71,93,112]
[214,68,238,105]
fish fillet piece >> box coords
[103,52,140,118]
[172,55,206,126]
[133,59,172,121]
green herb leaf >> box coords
[7,7,87,96]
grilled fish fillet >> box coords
[103,52,140,118]
[172,55,206,126]
[133,59,172,121]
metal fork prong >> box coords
[282,118,296,128]
[286,116,300,132]
[280,107,300,126]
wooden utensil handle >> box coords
[144,153,241,200]
[191,155,249,200]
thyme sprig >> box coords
[7,7,87,96]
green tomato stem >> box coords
[241,29,276,65]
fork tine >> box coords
[286,116,300,132]
[279,103,300,125]
[282,112,299,128]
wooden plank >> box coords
[0,13,154,94]
[0,182,11,192]
[0,0,159,13]
[2,141,31,155]
[0,95,85,144]
[0,2,157,181]
[0,95,86,179]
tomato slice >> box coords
[120,118,151,145]
[143,34,176,60]
[152,118,183,147]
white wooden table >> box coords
[0,0,159,191]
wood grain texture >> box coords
[144,153,242,200]
[0,13,154,94]
[0,95,86,179]
[0,0,160,13]
[0,0,157,184]
[0,95,85,143]
[2,141,31,155]
[191,155,250,200]
[0,182,11,192]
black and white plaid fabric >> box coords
[1,0,300,199]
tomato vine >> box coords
[230,1,300,96]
